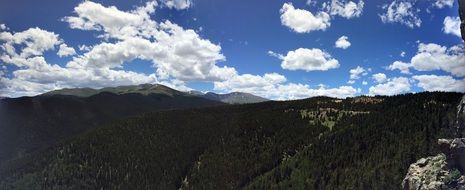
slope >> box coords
[0,84,223,165]
[0,92,462,189]
[201,92,269,104]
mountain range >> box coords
[0,84,463,189]
[43,83,269,104]
[0,84,269,165]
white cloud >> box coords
[388,61,411,74]
[0,27,61,59]
[328,0,364,19]
[153,21,234,81]
[372,73,387,83]
[0,54,160,97]
[335,35,351,49]
[368,77,411,96]
[306,0,316,6]
[3,1,349,100]
[413,75,465,92]
[362,81,368,85]
[434,0,454,8]
[410,43,465,77]
[78,44,92,51]
[62,1,234,82]
[443,16,461,38]
[400,51,406,57]
[0,1,235,97]
[0,24,7,30]
[379,0,421,28]
[57,44,76,57]
[279,2,331,33]
[159,0,192,10]
[62,1,158,40]
[349,66,367,80]
[267,50,281,59]
[388,43,465,77]
[269,48,339,71]
[214,73,359,100]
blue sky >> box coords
[0,0,463,99]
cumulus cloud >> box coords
[159,0,192,10]
[78,44,92,51]
[1,1,350,99]
[0,24,7,31]
[57,44,76,57]
[379,0,421,28]
[62,1,235,81]
[335,35,351,49]
[372,73,387,83]
[214,73,359,100]
[0,1,235,97]
[279,1,365,33]
[0,27,61,59]
[0,27,161,96]
[279,2,331,33]
[434,0,454,8]
[443,16,461,38]
[368,77,411,96]
[327,0,364,19]
[62,1,158,40]
[388,43,465,77]
[413,75,465,92]
[306,0,316,6]
[349,66,368,80]
[410,43,465,77]
[388,61,411,74]
[269,48,339,71]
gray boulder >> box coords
[402,154,465,190]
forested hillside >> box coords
[0,88,223,165]
[0,92,462,189]
[246,93,460,189]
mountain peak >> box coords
[42,83,183,97]
[201,91,268,104]
[41,84,269,104]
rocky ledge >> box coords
[402,139,465,190]
[403,95,465,190]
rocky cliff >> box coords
[403,95,465,190]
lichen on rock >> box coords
[402,154,465,190]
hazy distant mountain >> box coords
[201,92,268,104]
[43,83,185,97]
[44,84,268,104]
[187,90,205,96]
[0,84,223,164]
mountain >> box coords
[0,84,223,165]
[43,83,185,97]
[201,92,268,104]
[44,84,268,104]
[0,92,462,189]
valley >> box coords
[0,89,462,189]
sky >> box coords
[0,0,463,100]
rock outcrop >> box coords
[403,96,465,190]
[402,153,465,190]
[439,139,465,173]
[459,0,465,41]
[457,95,465,137]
